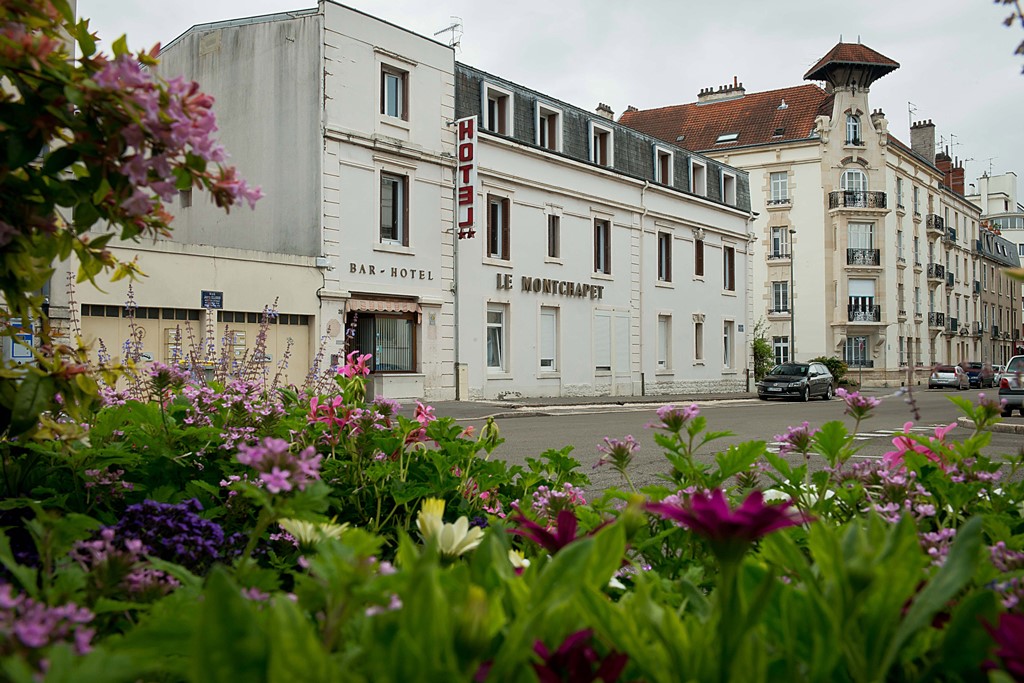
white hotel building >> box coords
[54,1,753,400]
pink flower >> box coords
[647,489,808,561]
[338,350,372,378]
[835,387,881,420]
[985,612,1024,680]
[647,403,700,432]
[532,629,628,683]
[882,422,956,471]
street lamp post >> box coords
[789,228,796,363]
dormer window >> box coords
[653,145,674,185]
[715,132,739,144]
[846,114,862,145]
[536,102,562,152]
[588,121,614,167]
[481,82,513,135]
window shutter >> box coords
[501,199,510,259]
[695,239,704,276]
[594,311,611,371]
[614,313,629,372]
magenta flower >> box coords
[985,612,1024,680]
[532,629,628,683]
[338,350,372,378]
[595,435,639,471]
[647,489,807,560]
[510,508,601,555]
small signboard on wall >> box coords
[201,290,223,309]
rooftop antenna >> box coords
[907,101,917,133]
[434,16,463,51]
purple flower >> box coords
[595,435,639,472]
[530,484,587,521]
[773,421,819,456]
[106,499,235,571]
[835,387,881,420]
[0,584,95,667]
[647,403,700,432]
[647,489,808,561]
[236,437,322,494]
[532,629,628,683]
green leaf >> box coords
[0,533,39,596]
[112,34,129,57]
[10,372,53,436]
[268,598,330,683]
[75,19,96,57]
[714,440,765,480]
[879,515,983,676]
[811,421,851,466]
[190,568,269,683]
[41,146,81,177]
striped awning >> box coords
[346,297,421,318]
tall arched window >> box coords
[841,169,867,192]
[846,114,862,144]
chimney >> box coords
[910,119,935,164]
[696,77,746,104]
[596,102,614,120]
[625,105,638,114]
[950,156,965,195]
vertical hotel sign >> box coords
[456,116,478,239]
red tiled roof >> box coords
[804,43,899,81]
[618,84,831,152]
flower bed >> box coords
[1,355,1023,682]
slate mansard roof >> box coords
[455,63,751,213]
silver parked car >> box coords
[928,364,969,390]
[998,355,1024,417]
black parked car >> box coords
[757,362,834,402]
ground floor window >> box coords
[539,307,557,371]
[349,313,416,372]
[723,321,734,368]
[772,336,790,365]
[845,335,869,367]
[486,305,506,371]
[657,315,671,370]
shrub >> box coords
[811,355,848,383]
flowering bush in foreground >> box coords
[2,369,1024,681]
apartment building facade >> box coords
[620,41,1019,383]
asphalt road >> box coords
[462,389,1024,495]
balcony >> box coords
[946,317,958,334]
[848,304,881,322]
[846,248,880,266]
[926,214,945,236]
[767,249,791,261]
[928,312,945,328]
[914,309,923,319]
[926,263,945,282]
[767,307,790,316]
[973,321,983,336]
[943,227,957,245]
[828,191,887,210]
[945,272,954,288]
[973,280,981,296]
[846,359,875,369]
[898,308,907,320]
[766,197,791,207]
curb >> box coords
[956,416,1024,434]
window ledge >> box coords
[693,360,705,366]
[721,289,738,297]
[722,370,738,375]
[379,116,411,131]
[655,280,674,289]
[592,272,614,281]
[655,369,674,377]
[544,257,564,266]
[482,257,513,269]
[485,371,513,380]
[693,275,705,282]
[537,371,560,379]
[375,242,413,255]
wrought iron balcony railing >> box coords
[926,263,945,280]
[767,250,791,260]
[846,359,875,368]
[828,191,887,209]
[846,248,881,266]
[926,214,945,233]
[928,312,945,328]
[848,305,881,322]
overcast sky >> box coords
[78,0,1023,200]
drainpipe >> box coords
[639,180,649,396]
